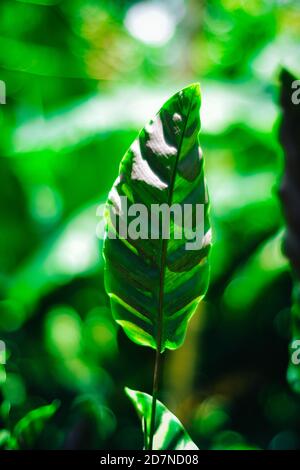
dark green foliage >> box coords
[279,69,300,394]
[0,398,59,450]
[279,69,300,278]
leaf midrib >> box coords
[156,87,198,352]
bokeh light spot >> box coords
[45,306,82,358]
[125,2,176,46]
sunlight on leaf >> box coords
[125,388,198,450]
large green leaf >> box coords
[125,388,198,450]
[103,84,211,351]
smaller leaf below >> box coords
[125,387,198,450]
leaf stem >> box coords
[148,348,162,450]
[148,86,198,450]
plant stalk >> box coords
[148,348,162,450]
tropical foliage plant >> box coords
[1,0,300,452]
[103,83,211,450]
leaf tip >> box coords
[124,386,134,400]
[182,82,201,100]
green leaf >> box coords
[103,84,211,351]
[125,388,198,450]
[13,400,59,449]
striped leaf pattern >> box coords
[125,388,198,450]
[103,84,211,352]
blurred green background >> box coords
[1,0,300,450]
